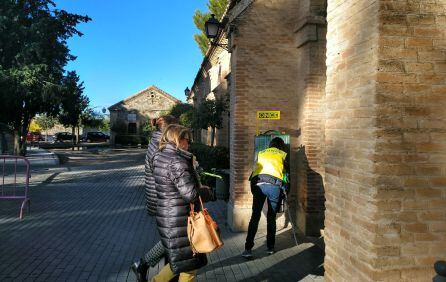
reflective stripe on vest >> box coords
[252,147,287,181]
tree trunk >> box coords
[19,121,30,156]
[13,130,20,155]
[210,126,216,147]
[0,131,6,154]
[71,126,75,151]
[77,126,80,150]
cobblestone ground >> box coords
[0,149,324,282]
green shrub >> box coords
[189,143,229,171]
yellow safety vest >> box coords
[252,147,287,181]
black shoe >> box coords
[266,248,275,255]
[242,249,253,259]
[130,258,148,282]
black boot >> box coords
[130,258,148,282]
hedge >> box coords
[189,143,229,171]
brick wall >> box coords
[325,0,446,280]
[227,0,300,231]
[374,0,446,279]
[324,0,380,280]
[191,49,230,148]
[294,0,327,236]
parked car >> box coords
[26,132,43,142]
[81,132,110,143]
[54,132,74,143]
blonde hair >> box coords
[159,124,191,150]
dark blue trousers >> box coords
[245,182,281,250]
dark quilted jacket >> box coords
[144,131,162,215]
[153,143,211,274]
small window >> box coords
[128,123,137,134]
[128,113,137,122]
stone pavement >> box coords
[26,148,60,166]
[0,149,324,281]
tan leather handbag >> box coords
[187,196,223,254]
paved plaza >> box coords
[0,149,324,281]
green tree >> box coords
[168,103,194,119]
[81,108,104,129]
[58,71,89,150]
[180,109,199,130]
[79,108,107,143]
[35,114,56,141]
[0,0,90,154]
[196,96,228,147]
[193,0,228,55]
[168,103,200,130]
[99,116,110,133]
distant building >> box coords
[108,85,180,144]
[188,41,230,148]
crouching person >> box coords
[242,137,288,259]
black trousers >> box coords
[245,182,281,250]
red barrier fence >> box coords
[0,155,31,219]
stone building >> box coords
[189,0,446,280]
[188,40,231,148]
[108,85,180,144]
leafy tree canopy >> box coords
[35,114,57,131]
[0,0,90,154]
[196,95,228,146]
[168,103,195,119]
[29,120,42,133]
[168,103,200,129]
[58,71,89,128]
[193,0,228,55]
[81,108,101,127]
[196,97,228,130]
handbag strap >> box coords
[189,195,204,215]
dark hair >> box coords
[154,115,178,131]
[269,137,285,151]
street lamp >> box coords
[205,14,220,39]
[184,87,191,97]
[204,14,228,51]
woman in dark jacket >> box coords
[144,115,177,215]
[152,124,213,282]
[131,115,177,282]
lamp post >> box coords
[204,14,229,51]
[184,87,190,97]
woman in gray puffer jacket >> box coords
[144,115,177,215]
[152,124,214,281]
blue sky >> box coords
[55,0,208,110]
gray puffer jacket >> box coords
[144,130,162,215]
[153,143,212,274]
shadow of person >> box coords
[199,229,324,281]
[295,145,326,237]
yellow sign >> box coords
[256,111,280,120]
